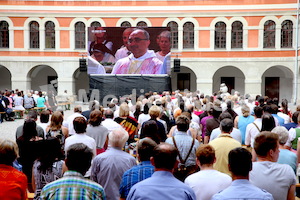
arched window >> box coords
[121,21,131,27]
[183,22,194,49]
[30,21,40,48]
[231,21,243,48]
[0,21,9,48]
[75,22,86,49]
[167,21,178,49]
[137,21,147,28]
[263,20,276,48]
[45,21,55,49]
[215,22,226,49]
[91,21,101,28]
[281,20,293,48]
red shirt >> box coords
[0,164,27,200]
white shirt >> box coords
[66,112,86,136]
[87,56,106,75]
[115,46,130,61]
[101,118,122,133]
[185,169,232,200]
[245,118,262,147]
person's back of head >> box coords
[262,105,272,114]
[74,105,82,113]
[40,110,50,123]
[89,100,100,111]
[140,120,159,143]
[104,109,114,119]
[271,126,289,146]
[73,117,87,134]
[109,128,129,148]
[119,102,130,117]
[254,131,279,159]
[149,105,160,119]
[27,110,38,121]
[88,110,102,127]
[196,144,215,167]
[219,112,233,121]
[22,119,38,140]
[228,147,252,177]
[241,105,250,117]
[261,113,275,132]
[270,104,279,114]
[220,118,234,133]
[65,143,93,175]
[0,139,18,166]
[137,138,157,162]
[151,143,178,171]
[176,114,190,132]
[292,111,300,124]
[253,106,263,118]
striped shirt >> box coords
[119,161,154,198]
[40,170,106,200]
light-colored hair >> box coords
[74,105,82,113]
[149,105,161,119]
[271,126,289,145]
[119,102,129,117]
[158,30,171,41]
[241,105,250,117]
[49,111,63,131]
[0,139,19,165]
[108,128,129,147]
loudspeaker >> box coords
[79,58,87,72]
[174,58,180,72]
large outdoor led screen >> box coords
[87,27,171,75]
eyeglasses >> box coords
[128,38,148,44]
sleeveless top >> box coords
[46,128,65,149]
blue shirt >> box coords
[119,161,154,198]
[278,149,297,173]
[40,170,106,200]
[212,179,274,200]
[127,171,196,200]
[272,114,284,126]
[283,122,298,130]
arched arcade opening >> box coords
[171,66,197,92]
[0,65,11,90]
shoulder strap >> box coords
[252,122,261,132]
[172,136,195,165]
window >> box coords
[91,21,101,28]
[0,21,9,48]
[183,22,194,49]
[75,22,86,49]
[231,21,243,48]
[281,20,293,48]
[263,20,276,48]
[30,21,40,48]
[215,22,226,49]
[137,21,147,28]
[45,21,55,49]
[167,21,178,49]
[121,21,131,27]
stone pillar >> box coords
[11,76,31,92]
[244,79,262,98]
[196,78,213,95]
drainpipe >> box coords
[294,0,300,105]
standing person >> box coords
[66,105,86,136]
[209,118,241,176]
[115,28,135,61]
[250,132,296,200]
[119,138,157,199]
[32,137,64,199]
[46,111,69,149]
[234,104,254,144]
[91,129,136,200]
[0,139,28,200]
[127,143,196,200]
[114,102,138,143]
[16,119,44,192]
[86,110,109,154]
[40,143,106,200]
[212,147,273,200]
[166,115,200,181]
[111,29,164,74]
[101,109,122,132]
[38,110,50,136]
[47,90,57,113]
[245,106,263,148]
[185,144,232,200]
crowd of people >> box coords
[1,88,300,200]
